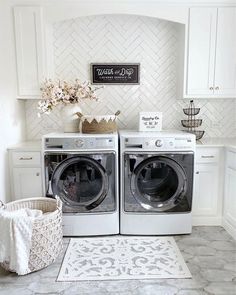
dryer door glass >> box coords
[51,156,109,210]
[131,156,187,211]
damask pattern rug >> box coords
[57,236,191,281]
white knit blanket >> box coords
[0,208,42,275]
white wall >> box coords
[0,0,26,202]
[25,14,236,139]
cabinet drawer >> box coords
[12,151,41,166]
[196,148,220,163]
[227,150,236,170]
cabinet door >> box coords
[214,7,236,97]
[14,7,45,98]
[12,167,43,200]
[193,163,219,216]
[186,8,217,96]
[224,167,236,228]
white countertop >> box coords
[7,141,41,151]
[196,137,236,150]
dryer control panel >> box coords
[124,136,194,151]
[142,138,175,149]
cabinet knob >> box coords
[196,171,199,174]
[36,173,40,176]
[209,87,213,90]
[215,86,219,90]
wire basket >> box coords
[193,130,205,140]
[181,119,202,128]
[184,130,205,141]
[183,108,200,116]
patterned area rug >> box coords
[57,236,191,281]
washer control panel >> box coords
[44,136,115,150]
[125,136,194,150]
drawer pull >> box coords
[196,171,199,174]
[19,157,33,160]
[201,155,214,159]
[36,173,40,176]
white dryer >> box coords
[42,132,119,236]
[120,130,196,235]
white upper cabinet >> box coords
[14,7,46,99]
[214,8,236,97]
[185,7,236,98]
[186,8,217,96]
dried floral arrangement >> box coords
[37,79,102,117]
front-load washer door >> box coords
[51,156,109,211]
[128,155,188,212]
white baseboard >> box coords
[192,216,222,226]
[222,218,236,240]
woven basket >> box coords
[0,197,63,275]
[77,111,120,134]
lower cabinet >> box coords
[12,167,43,200]
[223,149,236,239]
[192,147,223,225]
[9,149,43,201]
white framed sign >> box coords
[139,112,162,132]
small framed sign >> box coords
[139,112,163,132]
[91,63,140,84]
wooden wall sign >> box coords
[91,63,140,84]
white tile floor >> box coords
[0,226,235,295]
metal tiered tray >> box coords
[181,100,205,141]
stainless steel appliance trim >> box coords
[44,151,116,155]
[123,151,194,155]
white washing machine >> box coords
[42,132,119,236]
[120,130,196,235]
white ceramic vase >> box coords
[61,103,81,133]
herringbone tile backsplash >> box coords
[25,15,236,139]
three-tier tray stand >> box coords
[181,100,205,141]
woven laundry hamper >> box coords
[0,197,63,274]
[77,111,120,134]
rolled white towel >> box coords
[24,208,43,218]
